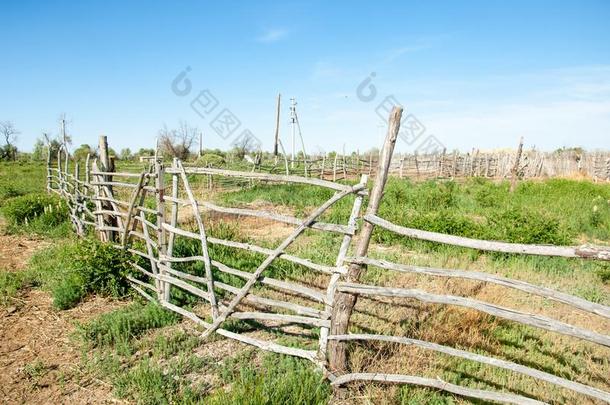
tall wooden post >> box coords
[98,135,116,241]
[155,160,168,300]
[510,137,524,192]
[273,93,281,157]
[46,144,52,194]
[438,148,446,178]
[328,106,403,373]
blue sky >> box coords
[1,0,609,154]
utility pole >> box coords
[273,93,281,158]
[290,97,297,169]
[61,117,67,147]
[199,130,203,158]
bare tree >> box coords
[58,113,73,147]
[158,121,197,160]
[0,121,20,161]
[232,132,261,160]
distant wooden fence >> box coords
[48,110,610,404]
[268,148,610,182]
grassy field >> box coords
[0,161,609,404]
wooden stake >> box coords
[328,106,403,372]
[510,137,524,192]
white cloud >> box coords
[256,28,288,43]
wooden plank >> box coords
[162,223,339,274]
[332,373,546,405]
[166,166,356,192]
[328,334,610,403]
[158,265,322,317]
[348,256,610,319]
[177,160,219,318]
[121,172,147,247]
[336,282,610,347]
[365,214,610,261]
[163,195,354,235]
[230,312,329,327]
[157,300,319,362]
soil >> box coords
[0,229,127,404]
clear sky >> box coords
[2,0,610,154]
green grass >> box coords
[207,352,330,405]
[77,302,180,351]
[0,161,47,206]
[1,161,609,404]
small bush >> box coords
[487,208,571,245]
[2,193,69,236]
[3,193,66,225]
[0,183,25,204]
[27,238,134,309]
[195,153,225,167]
[78,302,179,348]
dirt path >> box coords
[0,228,125,404]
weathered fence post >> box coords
[46,145,52,194]
[319,174,368,362]
[98,135,116,241]
[320,155,326,179]
[327,106,403,373]
[510,136,524,192]
[333,154,338,181]
[438,148,446,177]
[155,159,170,301]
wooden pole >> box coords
[328,106,403,373]
[98,135,116,241]
[320,154,326,179]
[438,148,446,177]
[510,136,524,192]
[273,93,281,157]
[155,160,169,301]
[333,154,338,181]
[46,143,52,194]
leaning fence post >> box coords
[319,174,368,362]
[328,106,403,373]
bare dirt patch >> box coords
[0,289,128,404]
[0,232,50,273]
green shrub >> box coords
[27,238,134,309]
[2,193,68,225]
[487,208,571,245]
[195,153,225,167]
[78,302,179,348]
[0,183,25,204]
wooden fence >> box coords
[48,109,610,404]
[266,148,610,182]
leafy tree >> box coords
[73,144,97,162]
[136,148,155,157]
[119,148,133,160]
